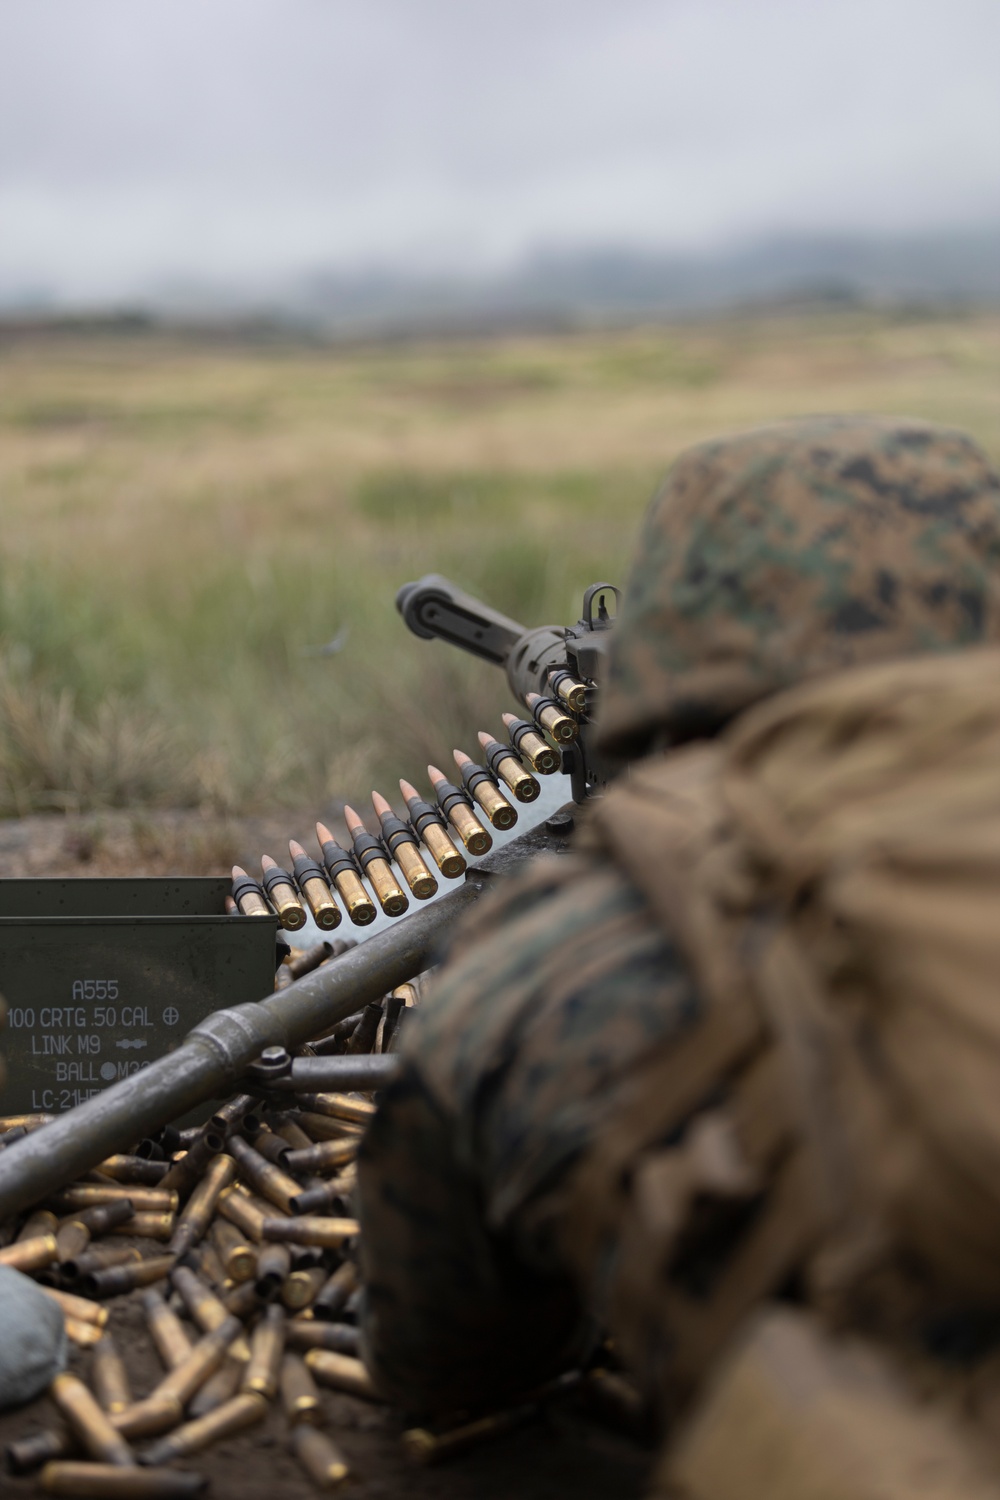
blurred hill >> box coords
[3,228,998,337]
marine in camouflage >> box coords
[357,417,1000,1427]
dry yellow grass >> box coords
[0,309,998,817]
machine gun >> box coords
[396,575,620,802]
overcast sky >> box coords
[1,0,997,303]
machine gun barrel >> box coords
[0,816,574,1222]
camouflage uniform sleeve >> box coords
[357,850,701,1416]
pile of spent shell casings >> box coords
[0,943,420,1499]
[231,689,586,931]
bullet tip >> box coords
[477,730,494,748]
[288,839,306,859]
[315,821,334,845]
[453,749,471,767]
[232,865,247,879]
[371,791,391,815]
[399,778,419,801]
[261,854,277,870]
[501,713,516,726]
[343,805,363,832]
[427,765,445,784]
[525,692,540,705]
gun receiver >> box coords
[396,575,620,799]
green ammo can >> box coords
[0,879,278,1118]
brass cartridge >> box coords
[95,1156,170,1187]
[290,1424,351,1490]
[251,1129,293,1169]
[92,1333,133,1415]
[222,1278,260,1320]
[343,806,408,916]
[501,713,560,773]
[228,1135,302,1215]
[18,1208,59,1241]
[280,1353,321,1425]
[526,690,579,743]
[242,1304,285,1398]
[39,1462,208,1498]
[315,823,377,925]
[381,992,405,1053]
[217,1184,266,1244]
[403,1405,534,1465]
[311,1260,359,1321]
[186,1357,243,1420]
[371,791,438,898]
[0,1112,53,1132]
[209,1092,256,1133]
[82,1256,176,1299]
[55,1222,91,1262]
[210,1218,256,1283]
[50,1372,134,1467]
[303,1349,378,1401]
[271,1114,315,1150]
[288,1092,375,1125]
[477,732,540,802]
[62,1246,141,1284]
[64,1317,103,1348]
[547,666,589,715]
[119,1212,175,1242]
[255,1242,292,1299]
[288,842,342,930]
[52,1185,178,1214]
[110,1395,183,1442]
[281,1264,328,1311]
[140,1391,266,1465]
[286,1321,361,1357]
[284,1138,358,1176]
[260,855,308,931]
[190,1240,227,1289]
[286,940,340,979]
[452,750,518,829]
[158,1125,225,1197]
[168,1153,236,1260]
[142,1315,244,1416]
[230,866,270,918]
[6,1426,75,1475]
[170,1265,239,1342]
[141,1290,194,1371]
[427,765,492,854]
[344,1001,382,1056]
[40,1286,109,1327]
[399,778,466,877]
[0,1232,58,1273]
[261,1215,358,1251]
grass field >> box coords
[0,308,998,820]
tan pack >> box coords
[573,645,1000,1402]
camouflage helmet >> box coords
[597,416,1000,759]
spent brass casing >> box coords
[0,1232,58,1273]
[50,1372,135,1467]
[228,1135,302,1215]
[0,1112,54,1132]
[39,1461,208,1498]
[504,716,559,773]
[261,1215,358,1250]
[344,1001,381,1056]
[251,1130,293,1169]
[18,1208,59,1241]
[242,1304,285,1398]
[270,1114,314,1150]
[255,1241,292,1298]
[168,1153,236,1259]
[217,1185,266,1244]
[288,1092,374,1125]
[527,692,578,743]
[83,1256,176,1299]
[95,1156,170,1187]
[479,735,540,802]
[142,1290,194,1371]
[55,1222,91,1262]
[140,1391,266,1465]
[304,1349,378,1401]
[143,1316,244,1414]
[92,1334,133,1415]
[281,1264,328,1311]
[318,838,376,926]
[170,1265,238,1343]
[110,1395,184,1442]
[210,1218,256,1283]
[311,1260,359,1321]
[222,1279,261,1320]
[186,1357,244,1420]
[261,865,307,931]
[290,1424,351,1490]
[279,1353,321,1426]
[65,1316,104,1348]
[41,1286,109,1328]
[403,1405,534,1465]
[159,1128,226,1197]
[119,1212,175,1242]
[52,1185,178,1214]
[286,1321,361,1356]
[285,1111,352,1145]
[190,1240,227,1290]
[284,1138,358,1175]
[301,874,342,931]
[6,1427,75,1475]
[62,1246,141,1283]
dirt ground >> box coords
[0,808,654,1499]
